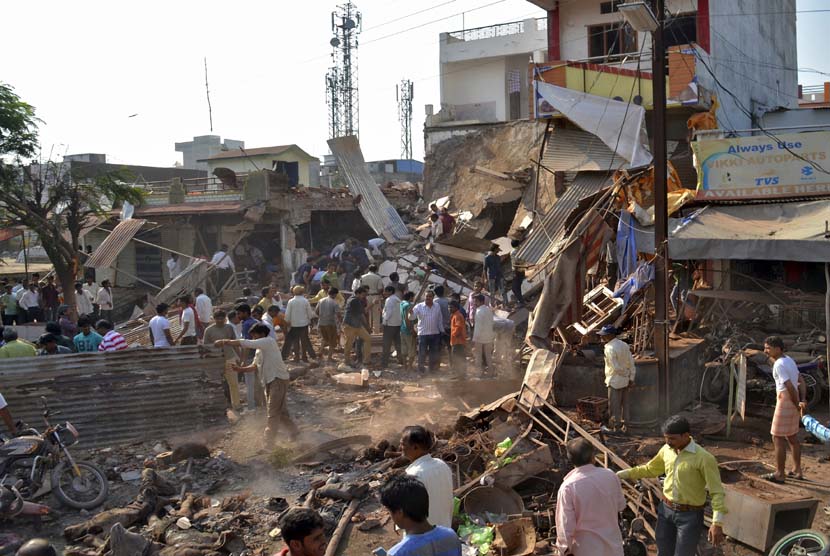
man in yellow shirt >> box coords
[309,280,345,307]
[617,416,726,556]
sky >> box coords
[1,0,827,168]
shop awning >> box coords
[668,200,830,262]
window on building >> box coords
[507,69,522,120]
[588,23,637,58]
[663,13,697,48]
[599,1,624,14]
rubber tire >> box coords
[701,366,730,403]
[767,529,829,556]
[803,372,823,413]
[50,461,109,510]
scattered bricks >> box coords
[576,396,608,423]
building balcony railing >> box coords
[532,44,700,115]
[447,17,546,43]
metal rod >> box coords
[652,0,670,418]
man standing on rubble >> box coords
[204,310,242,410]
[194,288,213,335]
[381,285,403,368]
[617,415,726,556]
[400,425,453,528]
[343,286,372,367]
[471,294,495,376]
[556,438,626,556]
[216,323,299,444]
[149,303,175,348]
[283,285,317,363]
[763,335,807,483]
[275,508,328,556]
[598,325,635,433]
[410,290,443,373]
[361,264,384,333]
[483,245,508,304]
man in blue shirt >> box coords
[236,304,259,410]
[73,316,103,353]
[380,475,461,556]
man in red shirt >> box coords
[274,508,327,556]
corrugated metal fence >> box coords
[1,347,226,449]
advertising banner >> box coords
[692,131,830,200]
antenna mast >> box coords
[397,79,414,159]
[326,2,361,140]
[204,57,213,132]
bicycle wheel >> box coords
[767,529,829,556]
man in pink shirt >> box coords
[555,438,625,556]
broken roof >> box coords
[133,200,255,217]
[204,144,318,162]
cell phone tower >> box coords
[326,2,361,139]
[397,80,414,160]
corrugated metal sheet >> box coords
[85,218,147,269]
[328,136,410,241]
[542,127,630,173]
[117,313,185,347]
[1,347,226,449]
[514,172,614,267]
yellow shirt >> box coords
[309,289,345,308]
[617,439,727,524]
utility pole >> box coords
[651,0,670,417]
[397,79,414,160]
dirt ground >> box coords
[7,350,830,556]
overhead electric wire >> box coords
[669,20,830,175]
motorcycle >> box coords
[0,397,108,510]
[701,338,824,412]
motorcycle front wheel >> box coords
[50,461,109,509]
[767,529,829,556]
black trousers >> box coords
[381,325,402,366]
[282,326,316,360]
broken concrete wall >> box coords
[423,120,555,222]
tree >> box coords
[0,83,144,310]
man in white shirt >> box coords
[556,438,626,556]
[471,294,495,375]
[764,335,807,483]
[194,288,213,332]
[381,285,403,368]
[252,305,276,340]
[166,254,183,282]
[215,323,300,444]
[176,295,198,346]
[95,280,114,323]
[282,285,317,362]
[10,278,24,297]
[149,303,175,348]
[598,325,636,432]
[18,283,41,323]
[400,425,453,529]
[361,264,384,333]
[83,277,100,317]
[74,282,94,319]
[210,244,235,293]
[330,241,348,260]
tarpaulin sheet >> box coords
[328,135,410,242]
[84,218,147,268]
[535,81,653,169]
[668,200,830,262]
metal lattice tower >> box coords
[326,2,361,140]
[397,80,414,160]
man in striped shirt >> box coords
[409,290,444,373]
[95,320,128,352]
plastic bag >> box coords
[494,437,512,458]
